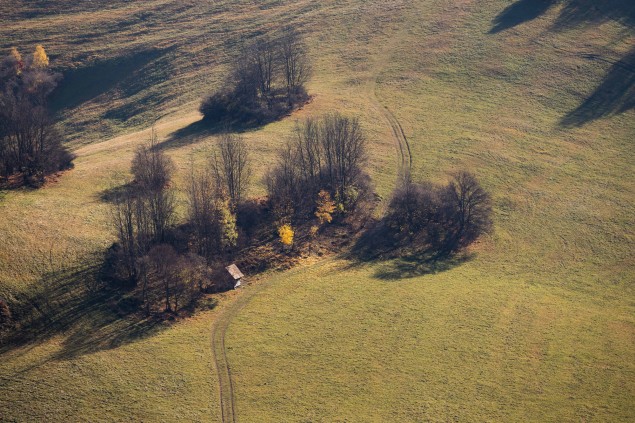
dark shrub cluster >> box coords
[200,28,311,127]
[386,171,493,254]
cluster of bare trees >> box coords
[110,131,201,313]
[111,131,177,283]
[0,46,74,187]
[110,132,251,314]
[200,27,311,126]
[266,113,370,221]
[386,171,492,254]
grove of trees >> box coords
[200,28,311,126]
[106,111,492,318]
[109,130,249,314]
[265,113,371,222]
[0,46,74,187]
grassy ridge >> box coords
[0,0,634,421]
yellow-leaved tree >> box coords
[278,224,294,247]
[32,45,49,68]
[315,190,336,225]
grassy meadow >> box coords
[1,0,634,421]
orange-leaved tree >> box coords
[9,47,23,74]
[315,190,336,225]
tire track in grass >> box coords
[210,272,282,423]
[211,291,252,423]
[366,26,413,180]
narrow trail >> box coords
[210,279,271,423]
[377,96,412,175]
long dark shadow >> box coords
[0,254,168,360]
[155,119,227,151]
[490,0,635,34]
[50,48,169,114]
[561,46,635,127]
[347,220,473,281]
[489,0,556,34]
[551,0,635,31]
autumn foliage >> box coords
[278,224,294,247]
[315,190,336,224]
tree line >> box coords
[200,27,311,126]
[107,112,370,315]
[0,46,74,187]
[265,113,371,221]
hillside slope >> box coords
[1,0,634,421]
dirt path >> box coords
[210,274,279,423]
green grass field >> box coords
[1,0,634,421]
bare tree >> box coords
[131,129,176,242]
[147,244,179,312]
[131,128,174,192]
[212,133,250,206]
[111,186,138,282]
[186,164,219,261]
[230,49,260,106]
[279,27,311,101]
[265,141,301,220]
[252,37,278,104]
[292,117,322,189]
[442,171,493,250]
[321,113,367,203]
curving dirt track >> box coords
[211,284,260,423]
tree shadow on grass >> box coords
[0,254,168,361]
[551,0,635,30]
[50,48,170,114]
[371,250,474,281]
[560,45,635,127]
[97,181,135,204]
[347,221,474,281]
[489,0,635,126]
[489,0,557,34]
[489,0,635,34]
[155,119,230,151]
[156,116,274,151]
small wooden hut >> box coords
[225,264,244,289]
